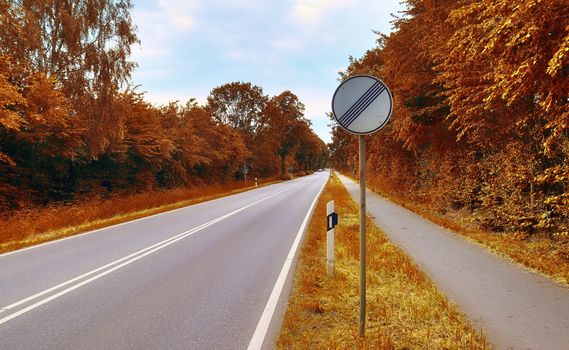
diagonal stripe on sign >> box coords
[343,85,385,127]
[338,81,380,124]
[343,85,386,127]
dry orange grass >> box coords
[0,178,278,254]
[278,174,488,349]
[362,178,569,286]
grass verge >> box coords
[278,174,488,349]
[0,178,279,254]
[360,177,569,286]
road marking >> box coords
[0,187,291,326]
[1,219,214,313]
[247,176,328,350]
[0,180,294,258]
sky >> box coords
[130,0,406,144]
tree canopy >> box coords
[330,0,568,237]
[0,2,328,211]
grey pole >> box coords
[359,134,366,337]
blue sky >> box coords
[130,0,405,144]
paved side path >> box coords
[337,174,569,350]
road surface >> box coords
[0,172,328,350]
[338,173,569,350]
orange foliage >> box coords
[0,178,278,253]
[331,0,568,237]
[0,3,328,213]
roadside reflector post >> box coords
[255,177,258,187]
[326,200,338,277]
[331,75,393,338]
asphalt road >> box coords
[338,174,569,350]
[0,172,328,350]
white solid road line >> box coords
[2,219,214,313]
[0,187,291,326]
[247,176,327,350]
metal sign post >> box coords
[358,134,366,336]
[331,75,392,337]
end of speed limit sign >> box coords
[331,75,392,135]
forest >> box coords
[330,0,568,238]
[0,0,328,212]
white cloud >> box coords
[208,0,268,10]
[271,0,349,54]
[304,96,331,121]
[173,15,194,31]
[282,86,332,120]
[290,0,345,25]
[300,93,334,144]
[134,1,198,36]
[157,0,196,16]
[142,89,207,107]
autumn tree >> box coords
[0,55,26,157]
[159,101,249,185]
[0,0,139,155]
[437,0,569,232]
[294,121,328,172]
[207,82,268,138]
[263,91,308,175]
[113,91,173,190]
[0,2,325,209]
[156,101,209,187]
[331,0,567,236]
[0,54,84,206]
[189,106,250,182]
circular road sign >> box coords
[332,75,392,135]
